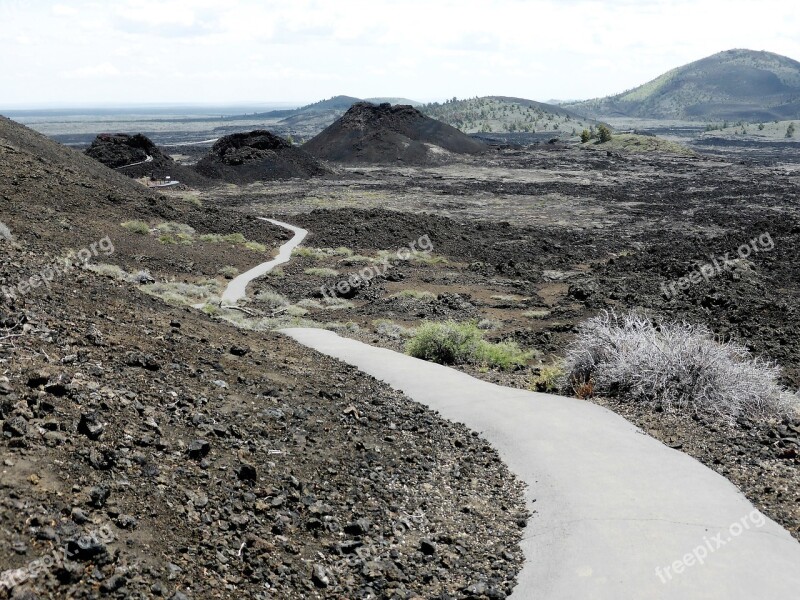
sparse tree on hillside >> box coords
[581,129,591,143]
[597,124,613,143]
[786,123,796,138]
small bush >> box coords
[406,320,532,370]
[296,299,324,310]
[338,255,376,266]
[85,263,127,280]
[523,309,551,319]
[284,305,309,317]
[477,318,502,330]
[155,222,196,236]
[324,321,360,333]
[0,221,12,242]
[561,311,799,420]
[391,289,437,301]
[531,364,564,393]
[786,122,796,138]
[580,129,591,143]
[121,220,150,235]
[244,241,267,252]
[198,233,225,243]
[374,319,416,339]
[255,290,289,308]
[304,267,339,277]
[321,297,354,310]
[597,124,613,143]
[223,233,247,244]
[292,247,322,258]
[218,266,239,279]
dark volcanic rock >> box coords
[85,133,156,169]
[194,130,328,183]
[84,132,209,187]
[303,101,487,164]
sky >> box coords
[2,0,800,108]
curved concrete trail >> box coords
[281,327,800,599]
[115,154,153,169]
[220,218,307,306]
[221,219,800,597]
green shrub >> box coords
[787,123,796,138]
[597,124,612,143]
[121,220,150,235]
[406,320,532,370]
[580,129,591,143]
[531,364,564,393]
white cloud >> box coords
[52,4,78,16]
[1,0,799,106]
[62,62,121,79]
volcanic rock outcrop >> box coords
[303,102,487,164]
[193,130,328,183]
[85,132,207,186]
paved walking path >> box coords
[281,327,800,599]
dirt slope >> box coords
[303,102,487,164]
[0,116,528,598]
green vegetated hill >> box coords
[563,49,800,121]
[420,96,597,135]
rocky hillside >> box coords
[421,96,596,135]
[303,102,487,164]
[564,49,800,121]
[0,115,528,598]
[193,130,329,183]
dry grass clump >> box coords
[121,220,150,235]
[304,267,340,277]
[561,311,799,420]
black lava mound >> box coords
[85,133,158,168]
[303,102,487,164]
[85,133,208,186]
[193,130,329,183]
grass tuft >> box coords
[121,220,150,235]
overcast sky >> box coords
[2,0,799,108]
